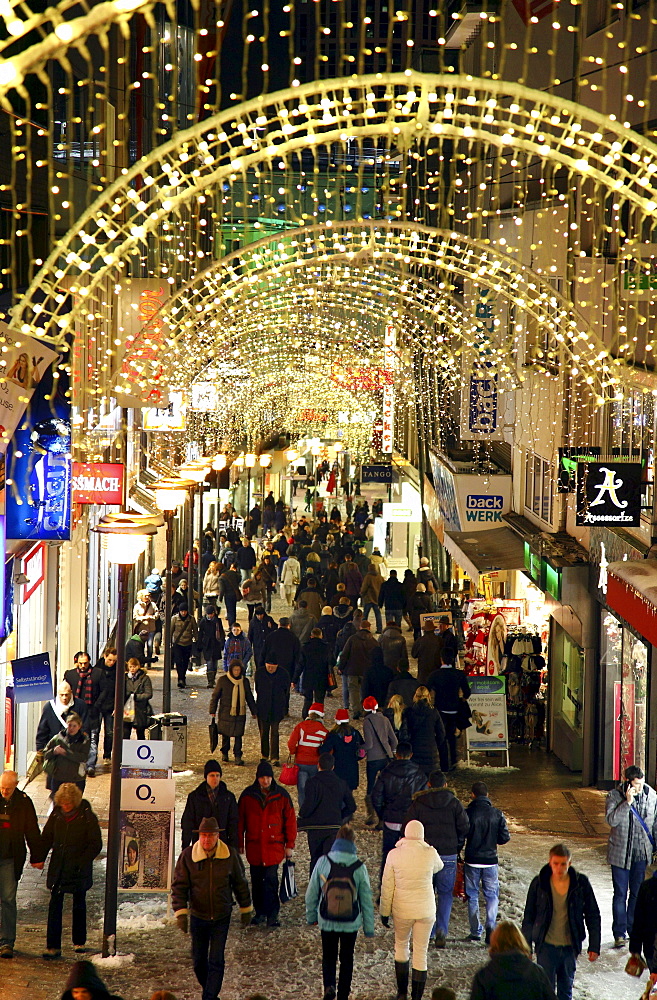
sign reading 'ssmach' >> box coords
[576,462,643,527]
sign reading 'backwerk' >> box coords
[576,462,643,527]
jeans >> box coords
[100,710,114,759]
[384,609,403,626]
[438,712,457,771]
[308,830,339,875]
[47,889,87,950]
[250,864,279,919]
[173,643,193,685]
[220,733,243,759]
[536,943,577,1000]
[297,763,318,808]
[224,594,237,626]
[204,657,219,687]
[347,676,362,716]
[366,757,387,795]
[432,856,457,937]
[258,718,280,760]
[362,602,382,632]
[611,860,648,939]
[0,859,17,947]
[464,864,499,937]
[321,929,357,1000]
[341,673,349,711]
[190,913,231,1000]
[86,725,100,770]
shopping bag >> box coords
[625,954,647,977]
[209,720,219,752]
[123,693,136,722]
[279,757,299,786]
[279,860,298,903]
[453,859,466,900]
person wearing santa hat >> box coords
[321,708,365,792]
[287,704,329,808]
[362,696,398,827]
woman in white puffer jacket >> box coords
[380,819,443,1000]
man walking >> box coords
[181,760,239,850]
[371,742,427,877]
[254,657,289,766]
[297,752,356,873]
[238,761,296,928]
[263,618,301,679]
[198,605,225,689]
[170,605,199,689]
[64,650,104,778]
[93,648,117,763]
[294,628,332,719]
[339,619,377,719]
[404,770,469,949]
[412,621,442,686]
[463,781,510,944]
[426,653,471,772]
[377,569,406,626]
[172,816,252,1000]
[605,764,657,948]
[436,617,458,665]
[522,843,600,1000]
[0,771,43,958]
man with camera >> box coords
[605,765,657,949]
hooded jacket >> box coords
[371,758,428,825]
[40,799,103,892]
[180,780,239,849]
[305,839,375,935]
[60,961,125,1000]
[405,786,469,856]
[43,729,90,785]
[321,725,364,790]
[0,786,41,880]
[464,795,511,865]
[124,668,153,730]
[380,820,443,921]
[469,953,557,1000]
[521,863,601,957]
[237,780,297,866]
[340,629,377,678]
[378,625,409,672]
[297,769,356,829]
[288,717,329,766]
[172,837,252,922]
[629,870,657,972]
[281,556,301,588]
[400,700,445,769]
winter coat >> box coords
[172,586,191,614]
[417,566,440,593]
[132,599,159,634]
[410,592,433,628]
[254,665,290,723]
[405,786,469,856]
[363,712,397,762]
[36,698,88,750]
[402,572,418,609]
[248,613,276,668]
[378,625,409,672]
[294,636,332,696]
[235,544,257,572]
[361,650,395,708]
[360,570,383,605]
[306,841,375,935]
[43,729,90,785]
[0,787,42,880]
[439,627,459,665]
[298,588,324,621]
[290,607,318,645]
[202,569,221,598]
[222,632,252,671]
[297,770,356,829]
[371,759,428,825]
[427,665,471,713]
[464,796,511,865]
[180,780,239,849]
[605,783,657,868]
[378,577,406,611]
[629,871,657,972]
[521,863,601,957]
[263,627,301,675]
[124,669,153,730]
[288,718,329,766]
[238,780,297,866]
[63,666,104,724]
[380,822,443,920]
[172,838,252,922]
[40,799,102,892]
[124,635,146,666]
[386,670,419,708]
[243,576,267,607]
[317,613,342,657]
[469,953,557,1000]
[258,558,278,591]
[281,556,301,588]
[340,629,377,678]
[94,659,117,714]
[210,668,256,738]
[321,726,364,790]
[171,613,198,647]
[219,569,242,602]
[412,632,444,685]
[60,960,125,1000]
[338,562,363,599]
[198,614,226,659]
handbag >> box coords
[123,693,136,722]
[279,756,299,786]
[625,954,647,977]
[279,859,298,903]
[453,858,466,901]
[327,667,338,691]
[455,698,472,732]
[209,719,219,752]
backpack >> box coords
[319,858,363,922]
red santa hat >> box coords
[308,702,325,716]
[362,696,378,712]
[334,708,350,723]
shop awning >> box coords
[607,559,657,647]
[444,527,526,584]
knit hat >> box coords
[204,759,222,777]
[404,819,425,841]
[256,760,274,778]
[335,708,349,723]
[363,696,378,712]
[308,703,325,716]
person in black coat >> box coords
[254,659,290,765]
[210,659,256,763]
[93,648,118,761]
[400,687,445,775]
[60,960,127,1000]
[0,772,43,959]
[248,606,276,670]
[123,660,153,740]
[521,844,600,1000]
[263,620,301,677]
[469,920,557,1000]
[36,683,88,754]
[198,604,226,689]
[464,781,511,943]
[297,752,356,872]
[629,870,657,975]
[181,759,239,849]
[320,710,364,790]
[386,662,420,708]
[293,629,331,718]
[64,651,105,778]
[361,646,395,709]
[39,783,103,959]
[427,654,471,772]
[371,742,428,875]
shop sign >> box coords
[122,740,173,769]
[22,543,45,602]
[557,446,601,493]
[11,652,53,705]
[361,464,392,484]
[460,286,505,442]
[466,676,509,751]
[71,463,124,505]
[619,244,657,301]
[382,325,396,454]
[464,494,505,524]
[382,502,420,523]
[576,462,642,527]
[0,323,59,454]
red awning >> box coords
[607,559,657,647]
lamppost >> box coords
[153,478,194,714]
[178,462,210,614]
[93,511,163,959]
[245,452,256,518]
[259,453,272,512]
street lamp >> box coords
[259,454,272,513]
[93,512,163,960]
[178,463,210,614]
[245,453,256,514]
[212,453,227,471]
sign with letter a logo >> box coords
[576,462,643,527]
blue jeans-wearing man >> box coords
[296,763,318,809]
[432,855,457,943]
[383,608,403,626]
[464,864,499,941]
[611,860,648,941]
[0,859,17,951]
[362,602,382,633]
[535,943,577,1000]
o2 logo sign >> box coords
[576,462,643,527]
[135,783,157,805]
[135,744,157,765]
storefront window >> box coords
[553,624,584,736]
[600,610,648,782]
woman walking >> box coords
[40,783,103,959]
[202,559,222,606]
[384,694,406,740]
[123,657,153,740]
[401,687,446,777]
[306,824,375,1000]
[43,713,90,797]
[321,709,364,791]
[209,659,256,765]
[380,819,443,1000]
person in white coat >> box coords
[281,553,301,606]
[380,819,443,1000]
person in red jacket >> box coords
[287,703,329,808]
[238,760,297,928]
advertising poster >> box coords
[119,758,175,892]
[11,653,53,705]
[576,462,643,527]
[466,676,509,754]
[0,322,59,453]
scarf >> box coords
[227,672,246,716]
[52,696,73,724]
[74,665,94,706]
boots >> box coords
[394,960,409,1000]
[207,672,216,689]
[364,795,377,826]
[411,970,427,1000]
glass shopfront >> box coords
[551,622,584,770]
[600,610,649,783]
